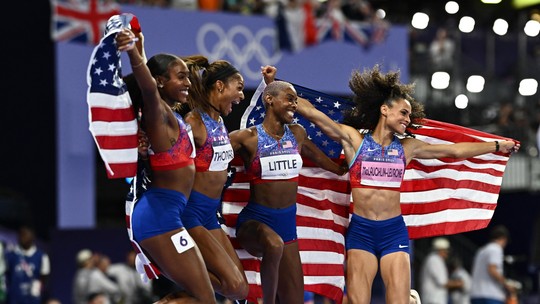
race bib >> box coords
[360,156,404,188]
[209,143,234,171]
[170,229,195,254]
[260,153,303,180]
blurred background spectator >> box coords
[429,27,455,72]
[420,238,464,304]
[107,250,154,304]
[470,225,516,304]
[448,255,472,304]
[4,226,50,304]
[73,249,97,304]
[87,254,120,304]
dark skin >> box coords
[116,28,216,304]
[14,226,50,299]
[184,74,245,198]
[229,72,346,304]
[181,68,248,299]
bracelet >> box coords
[495,141,500,152]
[132,61,145,69]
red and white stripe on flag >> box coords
[87,22,138,179]
[221,157,351,304]
[401,118,515,239]
[88,90,138,178]
[224,78,516,302]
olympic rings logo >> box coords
[196,23,282,80]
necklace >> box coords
[171,102,183,112]
[208,103,221,115]
[262,124,284,140]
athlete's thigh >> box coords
[140,228,214,299]
[189,226,242,276]
[346,249,379,304]
[380,251,411,304]
[276,242,304,303]
[210,228,245,272]
[236,220,282,257]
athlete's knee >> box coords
[155,291,217,304]
[219,275,249,300]
[345,276,373,304]
[346,289,370,304]
[195,292,218,304]
[263,237,284,259]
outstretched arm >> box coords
[296,97,360,157]
[301,139,347,176]
[404,137,519,160]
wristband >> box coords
[495,141,500,152]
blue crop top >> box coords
[349,133,406,189]
[194,110,234,172]
[245,124,303,183]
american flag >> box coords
[51,0,120,45]
[222,80,353,303]
[401,119,515,239]
[86,17,138,179]
[221,80,515,303]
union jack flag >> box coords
[51,0,120,45]
[276,2,388,52]
[317,7,389,48]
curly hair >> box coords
[181,55,241,114]
[343,64,425,135]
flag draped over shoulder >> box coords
[401,119,515,239]
[221,80,353,304]
[221,80,515,302]
[51,0,120,45]
[87,14,139,179]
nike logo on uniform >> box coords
[367,148,377,152]
[263,143,276,149]
[211,127,220,133]
[398,244,408,248]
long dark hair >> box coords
[182,55,241,113]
